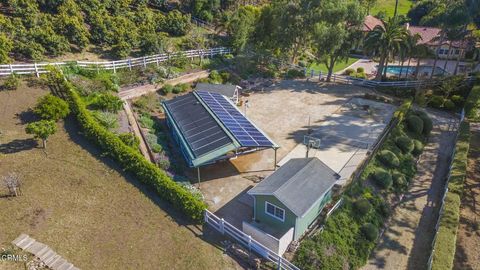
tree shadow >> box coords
[0,139,38,154]
[15,109,39,125]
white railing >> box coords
[306,70,475,89]
[0,47,231,77]
[204,210,301,270]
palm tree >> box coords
[412,44,435,79]
[364,17,409,81]
[403,33,422,78]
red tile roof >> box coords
[408,26,467,48]
[363,15,384,32]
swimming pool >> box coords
[383,65,447,77]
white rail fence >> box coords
[204,210,301,270]
[305,70,476,89]
[0,47,231,77]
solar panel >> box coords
[196,91,275,147]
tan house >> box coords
[407,24,469,60]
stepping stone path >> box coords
[12,234,79,270]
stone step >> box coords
[25,242,47,254]
[57,262,74,270]
[45,255,61,268]
[39,249,56,261]
[51,258,67,269]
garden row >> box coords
[430,122,471,270]
[294,100,433,270]
[47,68,207,222]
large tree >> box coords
[364,18,409,81]
[312,0,364,82]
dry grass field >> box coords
[0,80,240,269]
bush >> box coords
[94,93,123,113]
[450,95,464,106]
[429,95,444,109]
[354,199,372,216]
[345,68,355,76]
[465,85,480,120]
[378,150,400,168]
[407,115,424,134]
[372,168,393,189]
[92,111,118,130]
[56,74,206,222]
[209,70,222,83]
[412,140,424,156]
[157,158,171,170]
[34,94,70,121]
[417,112,433,135]
[392,172,407,189]
[395,136,414,153]
[361,223,379,241]
[139,114,155,129]
[444,99,456,111]
[118,133,140,149]
[2,73,19,90]
[285,69,306,79]
[160,84,174,95]
[356,67,365,73]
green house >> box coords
[248,158,339,240]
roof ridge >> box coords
[272,158,317,203]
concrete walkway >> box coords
[362,111,459,270]
[12,234,79,270]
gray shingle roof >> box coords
[195,83,238,97]
[248,158,339,217]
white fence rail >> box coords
[204,210,301,270]
[0,47,231,77]
[305,70,475,89]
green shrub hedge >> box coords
[465,84,480,121]
[54,73,207,222]
[372,168,393,189]
[412,140,424,156]
[378,150,400,168]
[354,198,372,216]
[361,223,379,241]
[395,136,414,153]
[431,122,470,270]
[407,115,424,134]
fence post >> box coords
[319,71,322,81]
[333,74,336,82]
[248,235,252,252]
[112,61,116,74]
[9,64,13,75]
[143,57,147,69]
[34,62,39,77]
[310,69,314,78]
[219,218,225,235]
[204,211,208,223]
[128,59,132,71]
[156,57,160,67]
[277,256,282,270]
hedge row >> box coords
[56,72,207,222]
[431,122,471,270]
[465,84,480,121]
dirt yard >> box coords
[196,80,389,226]
[454,124,480,270]
[0,81,240,269]
[363,110,460,270]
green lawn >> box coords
[307,57,360,74]
[370,0,414,18]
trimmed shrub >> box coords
[412,140,424,156]
[285,69,306,79]
[407,115,424,134]
[361,223,379,241]
[354,198,372,216]
[429,95,444,109]
[118,133,140,149]
[356,67,365,73]
[94,93,123,113]
[418,113,433,135]
[34,94,70,121]
[51,71,206,222]
[345,68,355,76]
[444,99,455,111]
[395,136,414,153]
[450,95,464,106]
[138,114,155,129]
[372,168,393,189]
[378,150,400,168]
[160,84,174,95]
[392,172,407,189]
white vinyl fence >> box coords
[305,70,476,89]
[0,47,231,77]
[204,210,301,270]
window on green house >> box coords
[265,201,285,222]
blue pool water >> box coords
[383,65,447,76]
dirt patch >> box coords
[454,127,480,270]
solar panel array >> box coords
[196,91,275,147]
